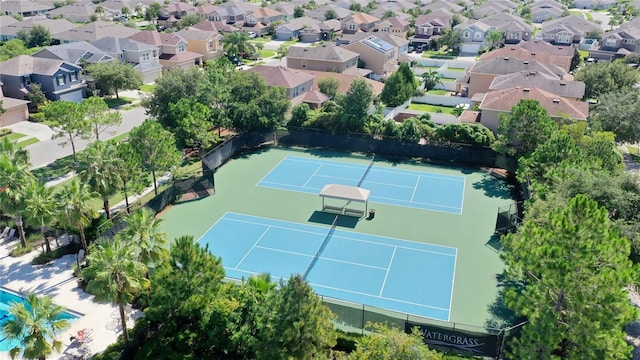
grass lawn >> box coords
[283,39,298,45]
[16,138,39,148]
[446,67,466,72]
[106,131,130,143]
[250,37,271,43]
[104,97,136,109]
[627,145,640,161]
[408,103,456,114]
[584,12,594,20]
[4,132,26,141]
[32,154,75,183]
[579,49,589,59]
[139,84,155,93]
[426,89,449,95]
[440,77,456,82]
[260,49,276,58]
[415,65,440,71]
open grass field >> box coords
[158,146,515,329]
[408,103,456,114]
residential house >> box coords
[0,16,18,28]
[478,40,575,72]
[0,18,76,42]
[489,71,585,100]
[479,86,588,132]
[92,36,163,83]
[455,13,533,54]
[411,10,453,46]
[589,23,640,60]
[286,44,362,74]
[0,55,86,102]
[376,32,409,56]
[540,15,601,45]
[176,28,223,61]
[267,3,296,21]
[247,65,326,108]
[159,2,197,19]
[572,0,616,9]
[341,13,380,34]
[32,42,115,66]
[129,30,203,70]
[274,17,322,41]
[244,7,284,27]
[55,21,139,43]
[47,2,97,23]
[0,85,29,126]
[205,5,248,24]
[454,19,490,55]
[1,0,54,17]
[532,0,566,23]
[471,1,518,19]
[421,0,464,15]
[457,57,570,97]
[343,35,397,80]
[306,5,351,21]
[378,17,410,38]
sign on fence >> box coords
[405,321,500,357]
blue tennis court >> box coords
[258,156,465,214]
[199,212,457,321]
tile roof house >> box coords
[589,23,640,60]
[275,17,325,42]
[54,21,139,43]
[479,86,588,132]
[244,7,284,27]
[532,0,566,23]
[540,15,601,45]
[247,65,325,108]
[478,40,575,72]
[91,36,163,84]
[32,41,114,66]
[286,44,360,74]
[341,13,380,34]
[0,55,86,102]
[378,17,410,38]
[471,1,519,19]
[0,85,29,126]
[176,28,224,61]
[412,10,454,43]
[489,70,585,100]
[343,35,398,80]
[306,5,351,21]
[159,2,197,19]
[457,57,570,97]
[1,0,54,17]
[46,2,98,23]
[0,18,76,42]
[129,30,203,70]
[455,13,533,55]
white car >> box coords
[247,32,257,38]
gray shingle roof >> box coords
[55,21,139,42]
[33,41,114,64]
[470,57,567,78]
[0,18,76,37]
[489,70,585,99]
[287,44,359,62]
[0,55,78,76]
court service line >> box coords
[378,246,397,297]
[234,226,271,269]
[331,234,456,257]
[224,218,330,237]
[447,249,458,322]
[302,164,323,187]
[312,283,451,313]
[410,176,420,202]
[256,157,289,185]
[253,245,389,271]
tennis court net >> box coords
[356,154,375,187]
[302,215,339,279]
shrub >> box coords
[32,243,79,265]
[29,112,45,122]
[0,128,12,137]
[10,245,33,257]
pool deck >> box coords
[0,235,139,360]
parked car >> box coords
[247,31,257,38]
[408,46,415,53]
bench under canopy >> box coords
[319,184,370,216]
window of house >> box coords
[624,39,635,44]
[70,72,78,82]
[463,31,471,38]
[301,85,305,92]
[605,37,616,47]
[509,32,519,39]
[152,50,158,58]
[23,75,31,87]
[474,32,482,39]
[382,26,389,32]
[142,52,150,61]
[348,23,357,30]
[301,60,306,68]
[57,73,65,86]
[208,40,214,49]
[178,44,186,52]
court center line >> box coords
[312,283,451,312]
[410,176,420,202]
[331,234,456,257]
[234,225,271,269]
[302,164,323,187]
[253,245,389,271]
[378,246,397,297]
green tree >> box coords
[493,99,557,157]
[222,31,256,58]
[350,323,443,360]
[77,140,121,219]
[289,103,310,127]
[0,39,33,62]
[85,238,149,346]
[16,25,52,48]
[204,58,234,136]
[128,120,182,195]
[588,90,640,144]
[0,138,33,248]
[121,6,130,16]
[575,60,640,99]
[27,83,48,112]
[293,5,304,17]
[570,46,582,71]
[86,62,142,99]
[114,142,147,212]
[145,2,162,22]
[256,274,337,359]
[437,28,462,51]
[44,101,90,163]
[143,66,210,129]
[81,97,122,140]
[420,70,443,91]
[22,180,56,252]
[336,79,373,133]
[380,63,417,107]
[177,14,201,29]
[435,123,495,147]
[276,44,289,65]
[398,117,422,143]
[318,77,340,98]
[55,179,98,253]
[168,97,217,152]
[2,294,70,360]
[485,29,503,50]
[502,195,637,359]
[116,208,168,272]
[324,9,338,20]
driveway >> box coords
[4,121,54,141]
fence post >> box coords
[361,304,365,335]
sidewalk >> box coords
[619,143,640,173]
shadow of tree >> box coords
[472,174,513,199]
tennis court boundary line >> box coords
[253,245,389,271]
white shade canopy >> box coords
[319,184,370,202]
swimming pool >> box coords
[0,288,80,352]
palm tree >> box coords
[2,293,71,360]
[85,239,149,346]
[78,140,122,219]
[222,31,256,58]
[420,70,443,91]
[0,139,33,248]
[55,179,98,254]
[95,6,104,20]
[485,29,503,51]
[116,208,168,272]
[276,44,289,65]
[134,5,143,17]
[23,180,56,253]
[247,273,277,294]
